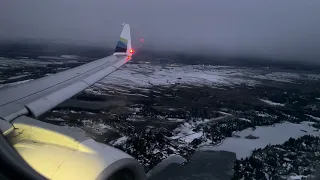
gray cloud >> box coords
[1,1,320,62]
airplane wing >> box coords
[0,24,133,123]
[0,24,147,180]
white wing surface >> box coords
[0,24,133,122]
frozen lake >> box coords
[200,121,320,159]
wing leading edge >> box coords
[0,24,147,180]
[0,24,132,123]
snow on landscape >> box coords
[288,175,308,180]
[171,124,209,144]
[253,72,302,83]
[0,57,64,67]
[7,74,29,80]
[0,79,33,88]
[238,118,251,122]
[201,121,320,159]
[1,62,319,92]
[81,119,114,134]
[169,113,231,143]
[46,117,65,122]
[112,136,128,146]
[38,55,80,60]
[100,64,256,87]
[260,99,285,106]
[170,122,202,143]
[306,114,320,121]
[99,64,320,89]
[256,112,273,118]
[84,87,105,95]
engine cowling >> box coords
[7,116,146,180]
[14,139,146,180]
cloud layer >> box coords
[1,1,320,62]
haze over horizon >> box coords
[1,1,320,63]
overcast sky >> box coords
[1,1,320,62]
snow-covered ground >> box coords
[81,119,115,134]
[253,72,302,83]
[0,57,64,67]
[256,111,275,118]
[200,121,320,159]
[288,175,308,180]
[38,55,80,60]
[260,99,285,106]
[7,74,30,80]
[169,113,232,144]
[170,122,204,143]
[99,64,320,88]
[112,136,128,146]
[0,79,33,89]
[1,62,319,91]
[0,56,80,69]
[306,114,320,121]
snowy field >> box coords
[1,62,320,91]
[260,99,285,106]
[0,56,79,67]
[99,64,320,88]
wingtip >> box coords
[114,23,132,56]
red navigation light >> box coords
[126,56,132,61]
[129,49,134,54]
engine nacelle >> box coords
[6,116,146,180]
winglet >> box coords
[113,24,133,57]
